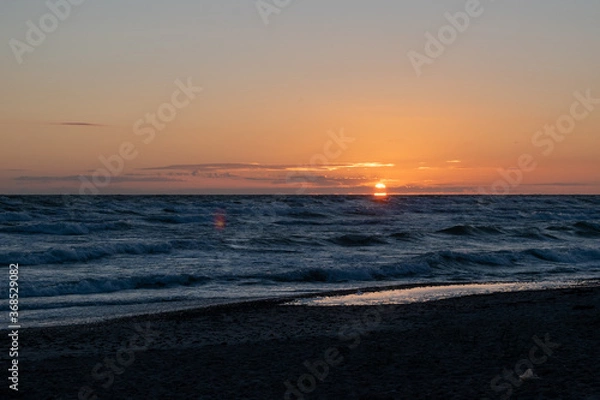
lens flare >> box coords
[214,209,227,230]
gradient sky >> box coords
[1,0,599,194]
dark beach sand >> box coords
[3,283,600,400]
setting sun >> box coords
[374,182,388,198]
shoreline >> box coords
[2,283,599,399]
[13,278,600,330]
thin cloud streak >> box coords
[52,122,107,127]
[14,175,182,184]
[143,162,395,173]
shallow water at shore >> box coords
[290,280,593,306]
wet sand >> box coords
[2,283,599,399]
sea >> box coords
[1,195,599,327]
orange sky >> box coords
[1,1,599,194]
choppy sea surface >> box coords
[1,195,599,326]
